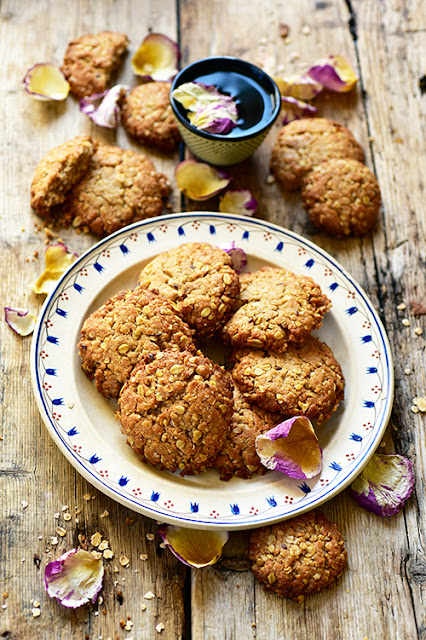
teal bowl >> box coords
[170,56,281,166]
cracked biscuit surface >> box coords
[270,117,364,191]
[212,386,281,481]
[79,288,195,399]
[301,158,381,237]
[121,82,181,151]
[59,145,170,236]
[223,267,331,352]
[247,511,348,600]
[138,242,240,337]
[62,31,129,98]
[30,135,96,216]
[231,336,345,424]
[118,350,234,475]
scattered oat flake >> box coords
[100,510,109,518]
[91,551,102,560]
[61,505,69,512]
[125,620,134,631]
[401,319,410,326]
[139,553,148,561]
[78,534,86,545]
[63,513,72,521]
[156,622,165,633]
[103,549,114,560]
[33,600,40,608]
[54,513,60,519]
[141,603,147,611]
[146,533,155,541]
[56,527,67,537]
[98,540,109,551]
[144,591,156,600]
[120,556,130,567]
[32,607,41,617]
[413,397,426,412]
[411,405,419,413]
[404,368,412,375]
[266,174,275,184]
[415,327,423,335]
[21,501,28,509]
[83,494,91,501]
[302,25,311,35]
[91,532,102,547]
[51,537,58,545]
[397,302,406,310]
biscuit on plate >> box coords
[247,511,348,600]
[301,158,381,237]
[118,350,234,476]
[270,117,364,191]
[212,386,282,481]
[79,288,195,399]
[223,267,331,352]
[62,31,129,98]
[231,336,345,424]
[59,145,170,236]
[121,82,181,152]
[30,135,96,216]
[138,242,240,337]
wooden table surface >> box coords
[1,1,425,638]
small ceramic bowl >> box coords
[170,56,281,166]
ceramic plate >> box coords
[31,213,394,530]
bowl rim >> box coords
[169,55,281,142]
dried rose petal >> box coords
[350,453,414,516]
[172,82,238,134]
[255,416,323,479]
[274,75,323,100]
[281,96,318,125]
[217,241,247,273]
[23,63,70,101]
[307,55,358,93]
[79,84,130,128]
[44,548,104,608]
[175,160,230,201]
[4,307,37,336]
[30,243,77,295]
[157,525,228,568]
[131,33,179,81]
[219,189,257,217]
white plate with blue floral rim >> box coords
[31,212,394,531]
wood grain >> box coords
[0,0,424,639]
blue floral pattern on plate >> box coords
[31,213,394,530]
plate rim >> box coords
[30,212,394,530]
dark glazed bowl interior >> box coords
[170,56,281,142]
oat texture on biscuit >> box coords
[212,386,282,481]
[231,336,345,424]
[59,145,170,236]
[30,135,96,216]
[138,242,240,337]
[79,288,195,399]
[121,82,181,152]
[61,31,129,98]
[301,158,381,237]
[118,350,234,475]
[270,117,365,191]
[247,511,348,600]
[223,266,331,352]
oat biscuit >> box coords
[301,158,381,237]
[79,288,195,399]
[121,82,181,152]
[30,135,96,216]
[212,386,281,481]
[231,336,345,424]
[62,31,129,98]
[60,145,170,236]
[118,350,234,475]
[223,267,331,352]
[247,511,348,600]
[270,117,365,191]
[138,242,240,337]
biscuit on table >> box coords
[79,288,195,399]
[270,117,365,191]
[247,511,348,600]
[223,266,331,352]
[121,82,181,152]
[138,242,240,337]
[59,145,170,236]
[62,31,129,98]
[231,336,345,424]
[212,386,282,481]
[301,158,381,237]
[30,135,96,216]
[118,350,234,476]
